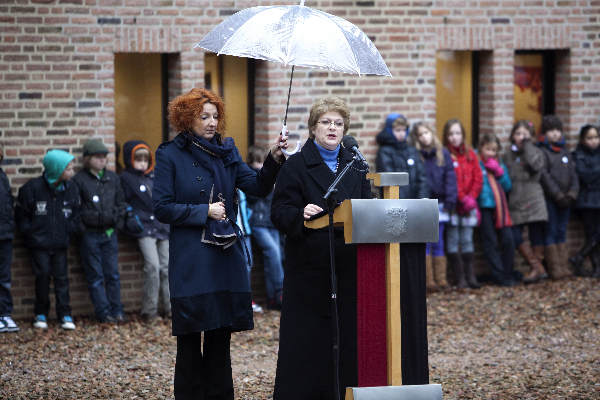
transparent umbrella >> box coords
[195,0,391,155]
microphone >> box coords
[341,135,368,165]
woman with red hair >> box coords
[153,88,287,399]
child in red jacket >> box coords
[443,119,483,289]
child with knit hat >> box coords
[73,138,128,323]
[16,149,79,330]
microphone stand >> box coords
[323,156,358,400]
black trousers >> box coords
[31,248,71,319]
[479,209,516,284]
[175,328,234,400]
[0,239,13,316]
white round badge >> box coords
[140,184,147,192]
[562,156,569,164]
[407,158,415,166]
[92,195,100,203]
[453,161,459,168]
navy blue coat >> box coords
[573,144,600,209]
[153,132,281,335]
[120,140,169,240]
[420,148,458,212]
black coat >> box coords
[120,140,169,239]
[153,132,281,336]
[573,144,600,209]
[538,142,579,204]
[375,130,430,199]
[72,168,127,231]
[0,168,14,240]
[271,138,372,400]
[15,176,80,249]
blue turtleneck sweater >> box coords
[314,141,340,172]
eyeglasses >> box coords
[318,119,344,129]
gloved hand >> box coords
[555,193,572,208]
[461,195,477,212]
[484,157,504,177]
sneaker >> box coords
[114,313,128,323]
[60,316,76,330]
[251,302,263,313]
[33,314,48,329]
[98,315,116,324]
[1,316,20,333]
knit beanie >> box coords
[43,149,75,186]
[83,139,109,156]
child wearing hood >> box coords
[16,149,80,330]
[375,113,429,199]
[537,115,579,279]
[120,140,170,321]
[0,143,19,332]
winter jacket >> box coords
[271,138,372,399]
[375,118,429,199]
[477,159,512,209]
[15,176,80,249]
[246,167,275,229]
[572,144,600,209]
[120,140,169,240]
[447,144,483,215]
[0,168,14,240]
[538,140,579,205]
[153,132,281,336]
[72,168,127,231]
[420,148,458,211]
[502,140,548,224]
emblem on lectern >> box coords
[385,207,408,237]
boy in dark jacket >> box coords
[73,139,128,323]
[246,145,284,310]
[0,143,19,333]
[538,115,579,279]
[120,140,170,321]
[376,113,429,199]
[16,149,79,330]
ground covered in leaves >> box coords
[1,277,598,399]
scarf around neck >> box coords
[483,157,512,229]
[185,132,238,248]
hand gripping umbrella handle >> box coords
[280,123,300,156]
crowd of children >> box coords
[378,113,600,292]
[1,113,598,331]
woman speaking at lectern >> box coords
[271,96,372,400]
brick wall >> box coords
[1,1,599,318]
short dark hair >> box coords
[247,145,268,164]
[478,133,502,153]
[541,115,563,134]
[579,124,600,146]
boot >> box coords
[462,252,481,289]
[545,244,567,280]
[591,247,600,279]
[568,240,597,277]
[433,256,449,289]
[519,242,548,283]
[556,242,573,279]
[447,253,468,289]
[533,245,545,268]
[425,255,437,292]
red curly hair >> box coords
[168,88,226,135]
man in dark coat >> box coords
[376,113,430,199]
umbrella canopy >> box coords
[195,4,391,77]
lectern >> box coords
[305,172,439,395]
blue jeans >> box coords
[446,225,474,254]
[544,198,570,245]
[252,227,284,300]
[0,239,13,316]
[426,223,446,257]
[80,231,123,319]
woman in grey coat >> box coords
[503,120,548,283]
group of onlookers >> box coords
[376,114,600,292]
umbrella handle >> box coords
[280,124,300,157]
